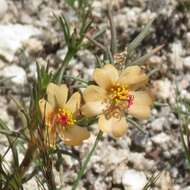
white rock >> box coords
[0,65,27,85]
[153,79,172,100]
[0,0,8,19]
[56,47,68,61]
[151,132,171,145]
[0,109,14,129]
[128,153,155,170]
[92,1,103,17]
[0,97,14,129]
[113,165,127,184]
[186,32,190,45]
[159,171,173,190]
[127,0,145,7]
[114,14,128,29]
[147,55,162,65]
[3,149,12,172]
[138,10,156,25]
[169,41,184,70]
[28,63,37,78]
[0,24,41,62]
[183,56,190,69]
[151,117,166,132]
[171,41,183,56]
[173,185,181,190]
[23,178,38,190]
[94,177,107,190]
[102,147,129,166]
[24,0,43,14]
[122,169,147,190]
[77,49,96,66]
[23,38,43,54]
[124,8,141,27]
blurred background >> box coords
[0,0,190,189]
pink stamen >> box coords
[127,95,134,108]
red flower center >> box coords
[55,108,75,126]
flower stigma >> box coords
[55,108,75,127]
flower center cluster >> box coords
[108,85,134,107]
[104,85,134,119]
[109,85,129,103]
[55,108,75,126]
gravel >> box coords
[0,0,189,189]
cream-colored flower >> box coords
[39,83,90,147]
[81,64,153,137]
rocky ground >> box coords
[0,0,190,189]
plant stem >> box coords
[4,141,36,190]
[71,131,103,190]
[108,3,117,54]
[57,50,75,84]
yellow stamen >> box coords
[104,84,134,119]
[108,84,129,103]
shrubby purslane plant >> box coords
[0,0,162,189]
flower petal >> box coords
[39,98,54,123]
[130,91,153,106]
[81,101,106,117]
[65,92,81,113]
[118,66,148,90]
[128,105,151,120]
[60,126,90,146]
[98,114,112,133]
[83,85,107,102]
[47,83,68,108]
[127,91,153,120]
[46,125,57,147]
[98,115,128,137]
[93,64,119,90]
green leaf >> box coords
[143,171,161,190]
[8,138,19,170]
[147,67,160,77]
[22,167,40,183]
[127,18,155,58]
[65,0,76,7]
[54,14,71,47]
[127,118,146,134]
[174,84,190,166]
[129,45,164,66]
[0,119,20,172]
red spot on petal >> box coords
[127,95,134,108]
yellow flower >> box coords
[39,83,90,147]
[81,64,153,137]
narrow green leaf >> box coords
[127,18,155,57]
[147,67,160,77]
[55,15,70,45]
[22,167,40,183]
[127,118,146,134]
[7,138,19,169]
[0,129,21,139]
[65,0,76,7]
[143,171,161,190]
[129,45,164,66]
